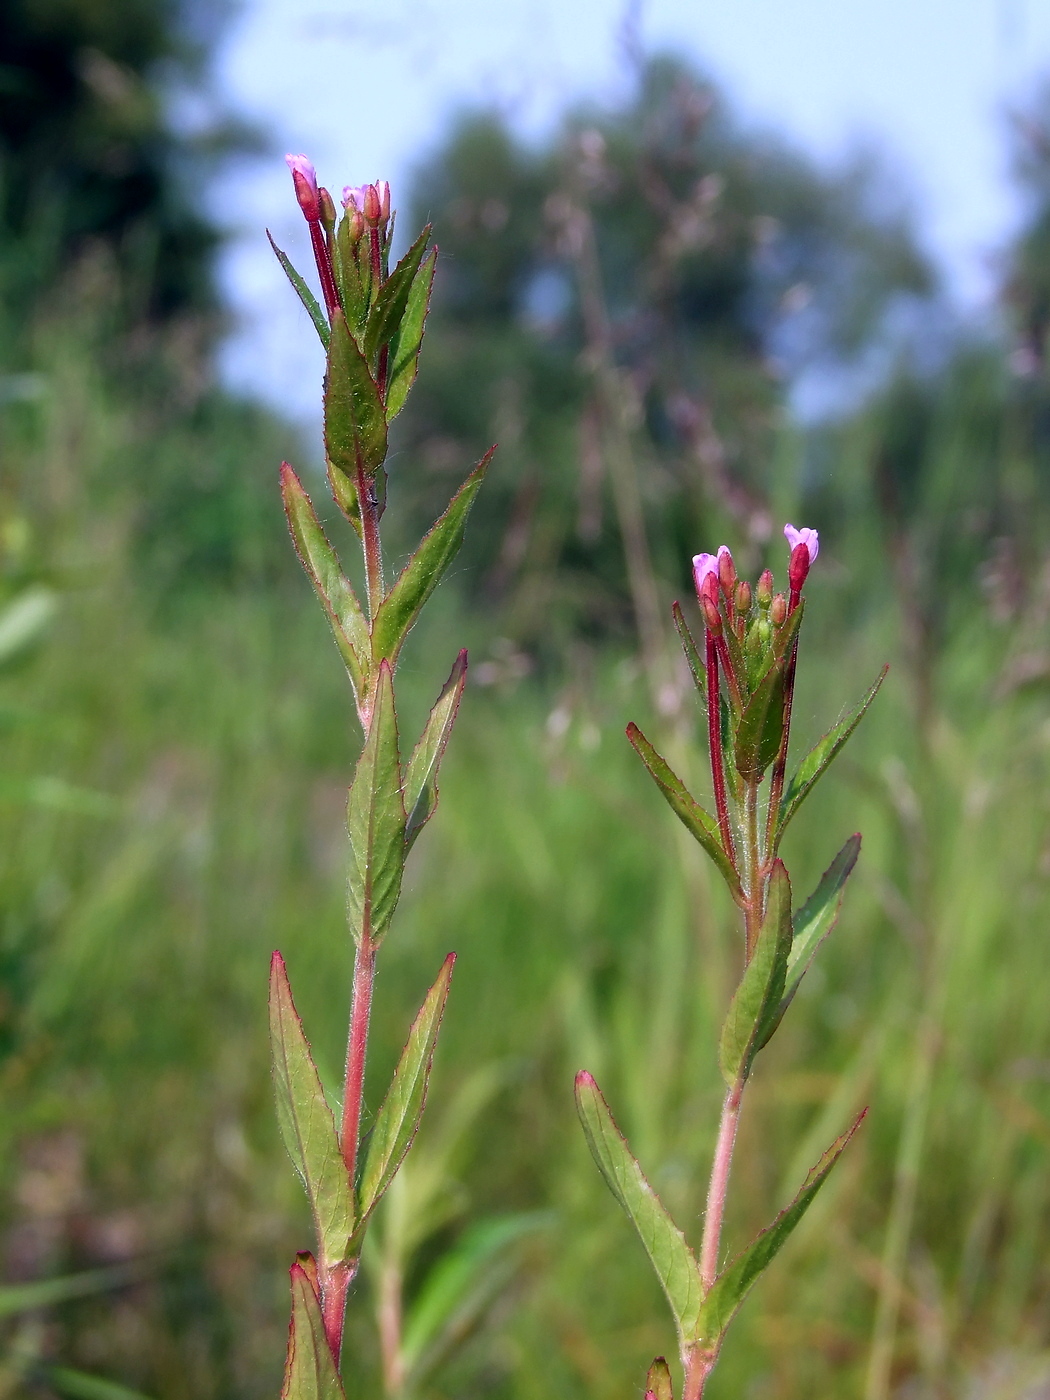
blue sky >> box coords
[211,0,1050,420]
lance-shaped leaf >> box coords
[268,232,330,350]
[371,450,494,667]
[324,309,387,481]
[386,248,436,420]
[357,953,455,1224]
[269,953,355,1268]
[403,651,468,849]
[346,662,406,948]
[777,667,888,838]
[733,608,804,781]
[626,724,743,905]
[575,1072,704,1345]
[672,602,706,705]
[281,465,370,700]
[719,861,792,1085]
[690,1110,866,1348]
[281,1262,347,1400]
[364,226,432,364]
[757,835,860,1050]
[645,1357,674,1400]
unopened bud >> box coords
[717,544,736,596]
[701,594,722,635]
[756,569,773,609]
[788,542,811,595]
[285,153,320,222]
[377,179,391,222]
[363,183,383,225]
[347,206,365,244]
[318,186,337,234]
[771,593,787,627]
[734,580,751,615]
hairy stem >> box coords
[321,1263,353,1367]
[341,939,376,1181]
[700,1078,744,1290]
[309,220,341,321]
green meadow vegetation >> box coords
[3,4,1050,1397]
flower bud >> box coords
[377,180,391,222]
[788,542,811,595]
[717,544,736,596]
[701,593,722,635]
[285,153,320,222]
[318,186,337,234]
[363,183,383,225]
[734,580,751,615]
[756,569,773,609]
[771,593,787,627]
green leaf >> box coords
[324,309,387,481]
[281,1262,347,1400]
[691,1110,866,1348]
[357,953,455,1223]
[281,464,370,701]
[0,1264,143,1318]
[269,952,355,1268]
[575,1072,704,1345]
[346,662,406,948]
[671,602,705,705]
[403,651,468,849]
[626,723,743,905]
[718,861,792,1085]
[364,226,432,364]
[645,1357,674,1400]
[401,1212,547,1382]
[47,1368,154,1400]
[733,608,803,781]
[386,248,436,420]
[267,231,331,350]
[757,835,861,1049]
[371,449,494,666]
[777,667,888,838]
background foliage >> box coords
[1,4,1050,1398]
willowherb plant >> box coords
[575,529,887,1399]
[267,156,492,1397]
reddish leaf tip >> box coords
[270,949,286,974]
[575,1070,596,1090]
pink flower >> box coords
[692,552,718,593]
[342,184,369,212]
[783,523,819,562]
[285,154,320,221]
[343,181,391,225]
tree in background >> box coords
[398,57,935,655]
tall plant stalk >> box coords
[576,532,886,1398]
[267,160,492,1395]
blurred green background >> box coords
[2,2,1050,1398]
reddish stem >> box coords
[320,1262,354,1365]
[700,1079,743,1289]
[706,631,736,866]
[309,219,341,321]
[340,939,376,1180]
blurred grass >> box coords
[0,281,1048,1400]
